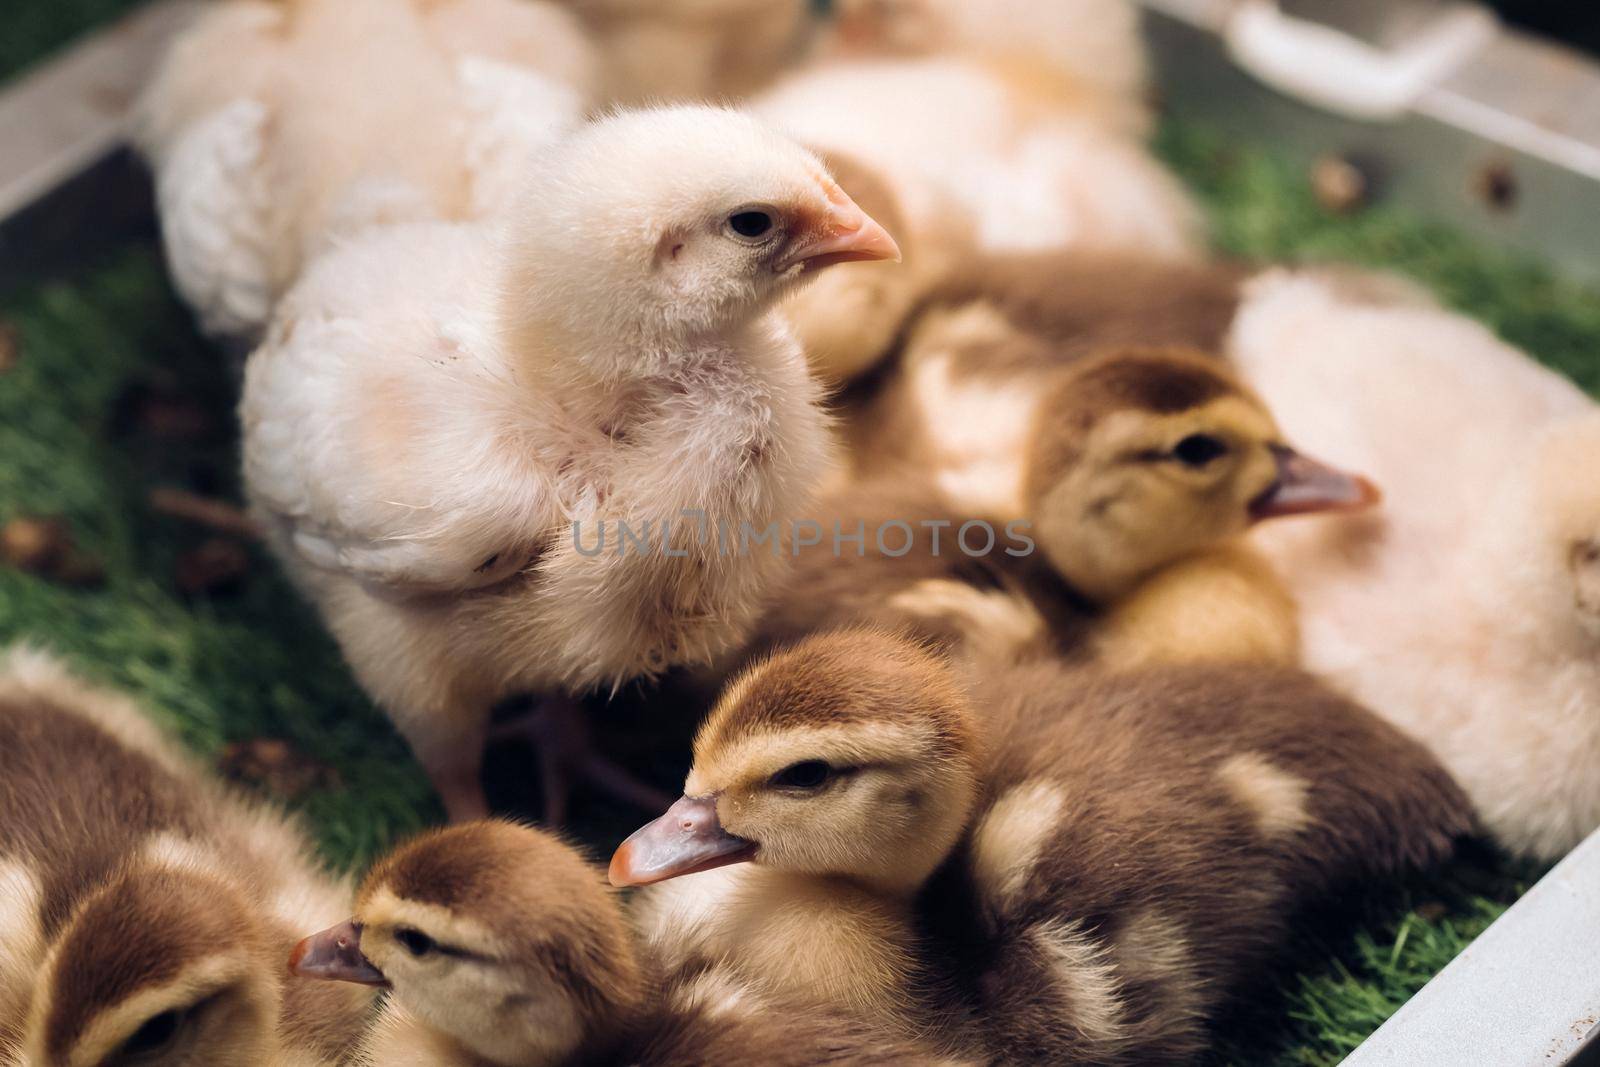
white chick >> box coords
[1233,269,1600,860]
[137,0,598,338]
[564,0,817,104]
[240,106,900,823]
[753,0,1204,382]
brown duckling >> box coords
[290,820,961,1066]
[0,648,370,1067]
[758,347,1376,669]
[842,250,1247,479]
[612,630,1472,1064]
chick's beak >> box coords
[608,794,757,888]
[288,920,388,987]
[776,183,901,274]
[1250,444,1382,521]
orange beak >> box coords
[608,795,758,888]
[1250,445,1382,521]
[288,920,388,987]
[775,180,902,275]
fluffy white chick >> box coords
[241,106,899,823]
[754,0,1203,382]
[1233,269,1600,860]
[564,0,817,104]
[137,0,597,338]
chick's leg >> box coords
[403,710,492,823]
[428,758,490,823]
[491,695,671,826]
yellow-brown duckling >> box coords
[0,649,370,1067]
[290,820,962,1066]
[612,630,1472,1064]
[760,347,1376,670]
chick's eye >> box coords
[727,210,775,239]
[1172,433,1229,467]
[394,927,436,957]
[770,759,833,790]
[119,1009,183,1057]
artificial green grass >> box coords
[0,245,437,867]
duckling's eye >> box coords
[727,210,775,241]
[770,760,834,790]
[1171,433,1229,467]
[118,1009,183,1057]
[394,927,437,957]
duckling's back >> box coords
[936,660,1472,1064]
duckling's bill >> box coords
[609,795,758,887]
[1250,445,1380,520]
[289,919,390,987]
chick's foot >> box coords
[492,695,672,826]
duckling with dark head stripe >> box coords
[614,630,1472,1064]
[757,346,1376,671]
[290,820,966,1067]
[0,649,370,1067]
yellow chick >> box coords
[1233,267,1600,860]
[241,107,899,822]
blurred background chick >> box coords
[562,0,818,105]
[756,0,1205,384]
[137,0,597,338]
[1232,269,1600,861]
